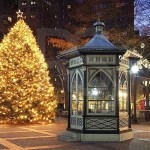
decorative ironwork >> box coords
[86,117,117,130]
[69,56,83,67]
[86,55,116,65]
[102,57,107,62]
[119,117,128,128]
[108,56,114,62]
[77,118,83,126]
[71,117,76,125]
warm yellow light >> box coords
[61,90,64,93]
[119,91,127,98]
[0,19,57,124]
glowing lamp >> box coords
[131,64,139,74]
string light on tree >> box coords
[0,12,57,124]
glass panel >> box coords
[88,70,114,114]
[71,71,83,116]
[119,73,127,114]
[71,74,77,115]
[88,87,113,100]
[88,100,114,113]
[77,75,83,115]
[119,89,127,111]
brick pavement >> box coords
[0,118,149,150]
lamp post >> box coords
[131,62,139,124]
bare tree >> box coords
[134,0,150,35]
[46,58,68,110]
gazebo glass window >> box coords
[71,71,83,115]
[119,72,127,112]
[88,70,114,114]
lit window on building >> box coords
[31,0,36,4]
[67,5,71,9]
[46,1,51,6]
[22,1,26,5]
[31,15,36,18]
[8,17,12,22]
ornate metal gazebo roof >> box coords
[81,33,117,50]
[58,21,126,59]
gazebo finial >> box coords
[97,15,101,22]
[93,17,105,34]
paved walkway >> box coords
[0,118,149,150]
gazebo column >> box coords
[83,66,87,132]
[67,70,71,129]
[116,66,120,133]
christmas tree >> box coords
[0,11,57,124]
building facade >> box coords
[0,0,17,39]
[18,0,70,34]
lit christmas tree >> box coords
[0,11,57,124]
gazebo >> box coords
[58,21,133,141]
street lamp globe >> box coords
[131,64,139,74]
